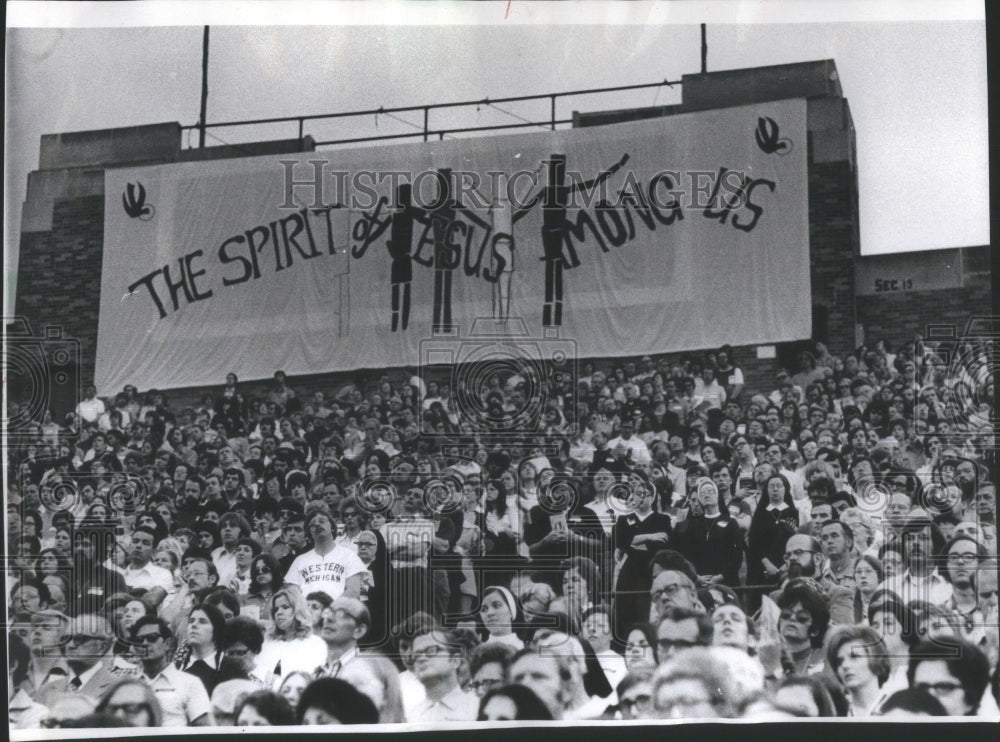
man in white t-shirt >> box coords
[694,367,727,411]
[75,386,106,424]
[285,510,366,601]
[606,419,651,465]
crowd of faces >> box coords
[5,337,999,726]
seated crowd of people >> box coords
[5,338,998,727]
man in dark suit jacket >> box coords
[37,613,118,708]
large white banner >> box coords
[97,99,810,394]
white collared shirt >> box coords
[9,688,49,729]
[408,684,478,722]
[585,501,616,535]
[146,663,213,726]
[877,569,953,607]
[122,561,173,592]
[212,546,239,586]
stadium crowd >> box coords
[5,337,998,727]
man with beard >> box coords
[877,512,952,606]
[221,468,248,510]
[954,458,981,503]
[160,557,220,638]
[773,533,853,625]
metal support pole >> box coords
[551,95,557,130]
[424,108,429,142]
[199,26,209,147]
[701,23,708,74]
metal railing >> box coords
[181,79,681,149]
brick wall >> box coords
[15,194,105,376]
[808,160,858,354]
[857,278,993,352]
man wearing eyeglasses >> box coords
[130,616,212,726]
[942,535,991,644]
[37,614,117,708]
[771,533,854,625]
[160,557,219,636]
[616,671,653,720]
[407,628,478,722]
[221,616,266,684]
[908,636,998,718]
[467,642,515,698]
[654,607,712,664]
[314,597,370,679]
[648,563,701,621]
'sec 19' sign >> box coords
[873,277,914,292]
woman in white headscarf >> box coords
[479,585,524,649]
